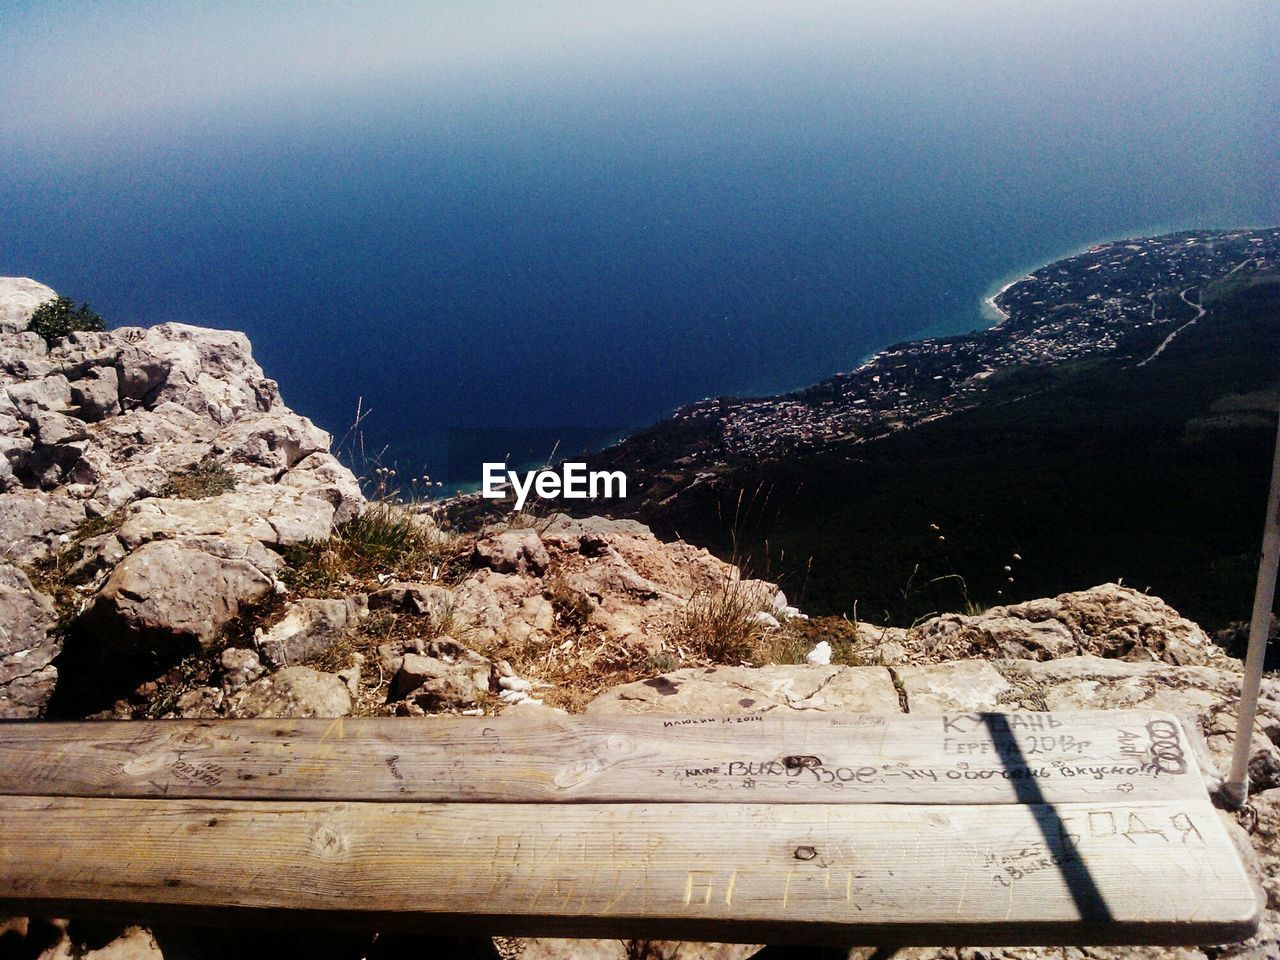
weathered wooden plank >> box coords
[0,795,1258,945]
[0,711,1208,805]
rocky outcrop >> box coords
[0,563,59,718]
[468,514,776,653]
[869,583,1230,668]
[0,277,364,715]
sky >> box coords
[1,2,1276,480]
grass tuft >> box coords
[284,501,466,595]
[160,457,237,500]
[670,578,776,664]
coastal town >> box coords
[614,227,1280,466]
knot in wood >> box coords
[782,755,822,771]
[793,845,818,861]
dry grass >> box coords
[24,509,128,615]
[284,501,469,596]
[669,577,777,664]
[159,456,237,499]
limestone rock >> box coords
[0,488,86,563]
[6,373,72,417]
[474,528,551,576]
[69,365,121,422]
[370,581,453,618]
[879,584,1229,668]
[1002,583,1221,664]
[0,563,59,718]
[1248,789,1280,919]
[894,659,1014,713]
[0,277,57,333]
[111,323,278,423]
[212,410,332,473]
[389,638,492,711]
[228,665,352,718]
[500,513,764,653]
[115,486,337,550]
[0,310,363,573]
[279,450,364,524]
[84,538,280,652]
[587,664,901,716]
[219,647,265,693]
[256,596,366,668]
[37,923,165,960]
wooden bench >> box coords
[0,710,1261,946]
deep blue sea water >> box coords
[1,3,1276,485]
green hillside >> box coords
[626,274,1279,630]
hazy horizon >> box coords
[2,1,1276,480]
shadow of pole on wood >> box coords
[981,712,1112,924]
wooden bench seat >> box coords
[0,711,1261,946]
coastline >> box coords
[980,276,1021,326]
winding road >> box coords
[1135,258,1254,368]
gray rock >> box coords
[30,409,90,447]
[228,665,352,718]
[0,277,57,333]
[0,487,86,563]
[6,373,72,418]
[391,641,492,711]
[256,596,366,667]
[69,365,121,421]
[894,659,1014,712]
[474,528,551,576]
[84,538,280,651]
[369,581,452,617]
[0,563,59,718]
[115,486,337,550]
[212,410,332,473]
[173,684,225,719]
[219,647,265,693]
[587,664,902,716]
[279,450,364,524]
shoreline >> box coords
[981,276,1021,326]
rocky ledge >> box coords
[0,277,1276,960]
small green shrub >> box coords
[28,297,105,341]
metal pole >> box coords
[1224,409,1280,808]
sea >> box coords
[1,3,1276,488]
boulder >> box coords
[69,366,121,422]
[370,581,453,618]
[256,596,366,668]
[0,487,86,563]
[0,277,57,334]
[868,584,1231,669]
[894,659,1014,712]
[227,665,352,718]
[115,486,338,550]
[474,528,551,576]
[84,538,281,652]
[0,563,59,718]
